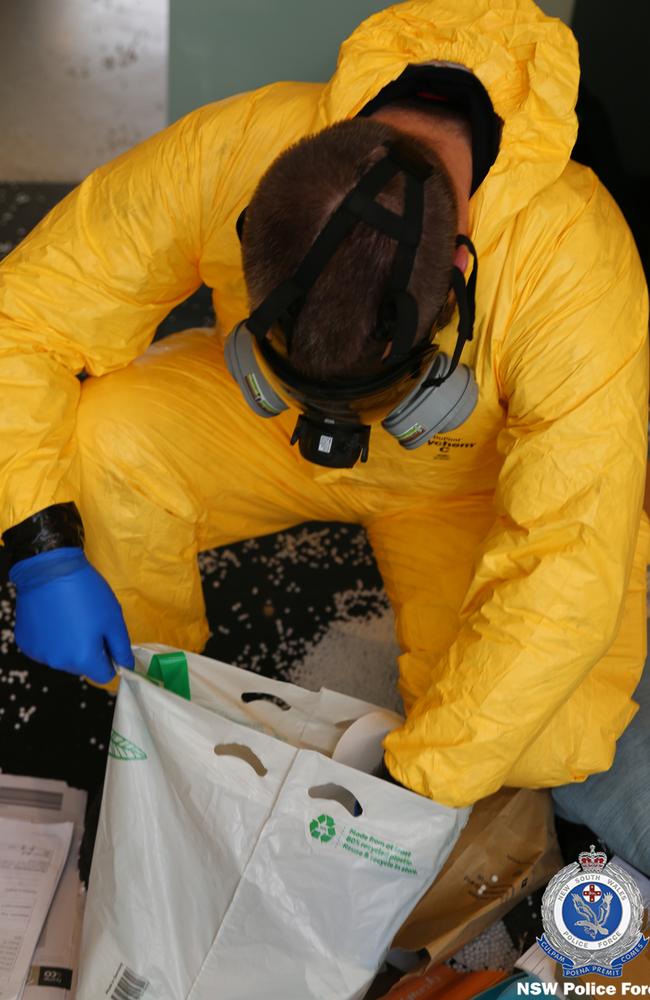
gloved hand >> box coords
[10,547,134,684]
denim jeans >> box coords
[552,619,650,876]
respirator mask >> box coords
[225,143,479,468]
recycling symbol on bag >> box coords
[310,814,336,843]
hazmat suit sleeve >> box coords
[383,178,649,806]
[0,101,246,537]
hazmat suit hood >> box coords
[317,0,579,249]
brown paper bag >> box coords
[393,787,563,963]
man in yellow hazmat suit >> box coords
[1,0,649,870]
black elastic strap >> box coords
[247,154,403,339]
[425,235,478,388]
[246,147,432,342]
[2,502,85,568]
[349,198,420,244]
[292,157,401,288]
[388,173,424,289]
[380,291,420,361]
[456,234,477,335]
[383,170,424,360]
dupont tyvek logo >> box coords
[310,814,336,843]
[428,434,477,459]
[108,730,147,761]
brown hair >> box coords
[241,118,458,379]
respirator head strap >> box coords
[456,234,477,332]
[381,165,426,362]
[246,153,406,342]
[426,235,478,388]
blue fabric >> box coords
[10,547,133,683]
[552,619,650,876]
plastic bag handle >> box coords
[147,651,191,700]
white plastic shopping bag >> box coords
[132,643,396,755]
[77,648,469,1000]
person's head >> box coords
[241,116,463,381]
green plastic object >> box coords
[147,651,191,700]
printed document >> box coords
[0,776,87,1000]
[0,817,72,1000]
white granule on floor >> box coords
[449,919,519,973]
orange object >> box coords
[379,963,507,999]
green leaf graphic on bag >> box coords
[109,730,147,761]
[310,814,336,843]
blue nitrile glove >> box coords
[10,547,134,684]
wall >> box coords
[0,0,167,182]
[169,0,392,122]
[168,0,576,122]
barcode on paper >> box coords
[109,965,149,1000]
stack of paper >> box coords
[0,777,87,1000]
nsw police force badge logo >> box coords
[538,846,648,978]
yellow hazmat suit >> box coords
[0,0,647,807]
